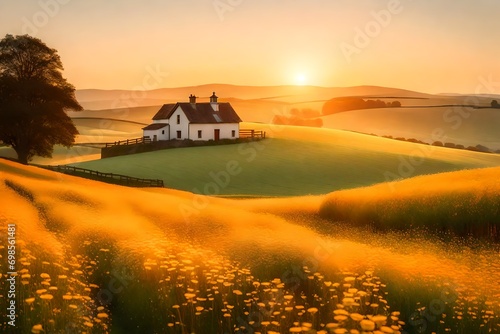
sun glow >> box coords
[294,73,307,86]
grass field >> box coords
[70,123,500,196]
[1,158,500,333]
[320,166,500,240]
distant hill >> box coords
[75,84,437,110]
[320,106,500,151]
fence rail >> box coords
[43,165,164,188]
[239,129,266,139]
[105,136,151,148]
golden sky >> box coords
[1,0,500,94]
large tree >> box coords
[0,34,81,164]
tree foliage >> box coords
[0,34,82,164]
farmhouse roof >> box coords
[142,123,168,130]
[152,102,242,124]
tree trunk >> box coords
[14,148,29,165]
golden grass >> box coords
[320,166,500,239]
[1,159,500,333]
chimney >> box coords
[189,94,197,104]
[210,92,219,111]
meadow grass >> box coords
[1,159,500,333]
[319,166,500,240]
[71,122,500,196]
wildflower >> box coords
[31,324,43,333]
[350,313,364,321]
[307,307,318,314]
[360,319,376,331]
[184,293,196,299]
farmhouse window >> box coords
[232,130,236,137]
[177,131,181,139]
[198,130,202,139]
[162,130,165,135]
[177,115,180,124]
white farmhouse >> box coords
[142,93,242,142]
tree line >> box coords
[322,97,401,116]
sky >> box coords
[1,0,500,94]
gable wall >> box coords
[169,106,190,139]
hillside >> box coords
[321,106,500,150]
[1,158,500,333]
[320,166,500,239]
[70,123,500,196]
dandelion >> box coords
[25,297,35,304]
[372,315,387,326]
[380,326,394,333]
[350,313,364,322]
[31,324,43,333]
[84,321,93,328]
[97,313,109,319]
[334,315,348,322]
[289,328,302,333]
[307,307,318,314]
[342,297,356,306]
[184,293,196,300]
[360,319,376,331]
[40,273,50,279]
[40,294,53,300]
[334,309,349,316]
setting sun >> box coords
[294,73,307,86]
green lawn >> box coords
[71,134,500,196]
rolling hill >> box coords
[321,106,500,150]
[70,123,500,196]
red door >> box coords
[214,129,220,141]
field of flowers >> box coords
[1,159,499,333]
